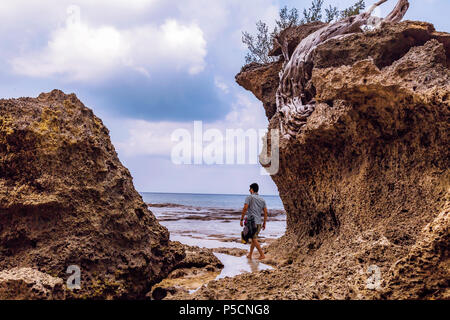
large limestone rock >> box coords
[188,21,449,299]
[0,90,185,299]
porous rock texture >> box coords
[0,267,65,300]
[150,245,224,300]
[186,21,449,299]
[0,90,185,299]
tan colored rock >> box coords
[269,21,326,58]
[194,20,450,300]
[236,61,283,120]
[383,203,450,299]
[0,268,65,300]
[176,245,224,270]
[150,245,223,300]
[0,90,185,299]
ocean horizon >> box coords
[140,191,285,210]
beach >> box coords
[143,192,286,292]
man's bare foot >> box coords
[246,254,252,259]
[258,255,266,260]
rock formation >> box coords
[0,90,185,299]
[150,245,224,300]
[187,19,449,299]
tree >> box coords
[277,6,300,30]
[340,0,366,19]
[302,0,324,24]
[242,21,274,64]
[324,5,340,23]
[242,0,368,64]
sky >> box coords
[1,0,448,195]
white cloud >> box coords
[10,5,206,81]
[115,92,268,157]
[115,120,188,157]
[4,0,281,83]
[214,76,230,93]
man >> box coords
[240,183,268,260]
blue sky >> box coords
[1,0,448,195]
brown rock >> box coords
[0,268,65,300]
[149,245,224,300]
[0,90,185,299]
[212,247,248,257]
[174,245,224,270]
[195,21,450,300]
[236,61,283,120]
[383,204,450,299]
[312,21,449,69]
[269,21,326,58]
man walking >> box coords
[240,183,268,260]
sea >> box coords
[141,192,285,210]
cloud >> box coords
[214,76,230,93]
[115,91,268,157]
[113,90,276,194]
[10,5,207,82]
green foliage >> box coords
[277,6,300,30]
[340,0,366,19]
[302,0,324,24]
[242,0,366,64]
[324,5,339,23]
[243,21,274,64]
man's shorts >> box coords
[252,224,262,239]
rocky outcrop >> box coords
[0,90,185,299]
[175,245,224,270]
[0,268,65,300]
[150,245,224,300]
[190,21,449,299]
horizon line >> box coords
[139,191,280,197]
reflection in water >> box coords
[214,253,273,279]
[188,253,273,294]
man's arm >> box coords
[262,207,268,230]
[240,204,248,227]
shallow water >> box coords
[151,205,286,249]
[147,196,286,284]
[188,254,273,294]
[213,253,273,279]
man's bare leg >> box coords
[253,238,265,260]
[247,241,255,259]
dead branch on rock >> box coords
[276,0,410,138]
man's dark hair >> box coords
[250,183,259,193]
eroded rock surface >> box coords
[0,268,65,300]
[0,90,185,299]
[150,245,223,300]
[189,21,449,300]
